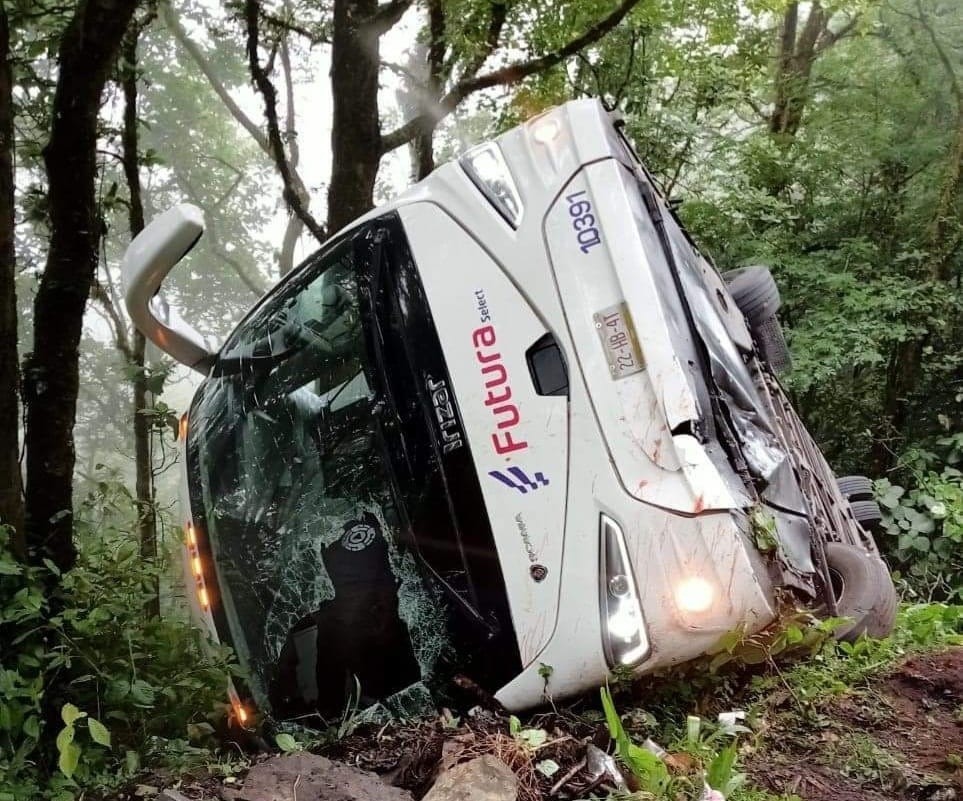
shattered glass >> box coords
[188,239,450,723]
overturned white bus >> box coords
[122,99,896,725]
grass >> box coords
[595,603,963,800]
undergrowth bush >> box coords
[0,482,235,801]
[876,433,963,600]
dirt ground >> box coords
[746,648,963,801]
[129,648,963,801]
[319,648,963,800]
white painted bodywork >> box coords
[121,204,214,372]
[388,101,775,708]
[129,99,781,712]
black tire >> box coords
[722,266,792,372]
[722,266,781,325]
[850,499,883,529]
[823,543,898,641]
[868,557,899,639]
[837,475,874,502]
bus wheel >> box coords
[723,266,792,373]
[823,542,898,642]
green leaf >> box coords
[88,717,111,747]
[508,715,521,736]
[61,703,85,726]
[536,759,560,777]
[22,715,40,740]
[275,733,299,752]
[55,725,74,753]
[129,679,156,707]
[58,741,82,778]
[517,727,548,748]
[600,686,669,794]
[707,741,739,791]
[0,560,22,575]
[687,715,702,745]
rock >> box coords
[157,792,191,801]
[225,753,413,801]
[422,755,518,801]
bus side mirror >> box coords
[122,204,215,373]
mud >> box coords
[749,647,963,801]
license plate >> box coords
[594,302,645,380]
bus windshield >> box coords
[186,236,444,720]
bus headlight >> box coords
[532,118,560,144]
[600,515,650,668]
[459,143,523,227]
[675,576,715,614]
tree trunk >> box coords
[770,1,828,142]
[869,339,922,475]
[121,25,160,617]
[278,35,305,276]
[327,0,382,233]
[0,2,24,553]
[22,0,139,571]
[411,0,446,182]
[412,127,436,181]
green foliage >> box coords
[54,703,111,779]
[750,603,963,707]
[601,686,672,796]
[0,488,235,800]
[601,685,753,799]
[876,435,963,599]
[274,732,300,752]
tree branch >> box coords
[261,7,330,45]
[279,29,305,276]
[162,2,268,152]
[244,0,325,244]
[381,0,643,153]
[364,0,413,37]
[459,1,507,81]
[173,165,268,296]
[90,280,132,361]
[815,13,859,53]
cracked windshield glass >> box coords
[186,238,448,721]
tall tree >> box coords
[121,18,161,615]
[769,1,857,143]
[192,0,645,241]
[164,0,318,275]
[22,0,141,571]
[0,0,24,552]
[869,0,963,472]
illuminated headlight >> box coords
[531,118,560,144]
[600,515,649,667]
[675,576,715,614]
[459,143,523,227]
